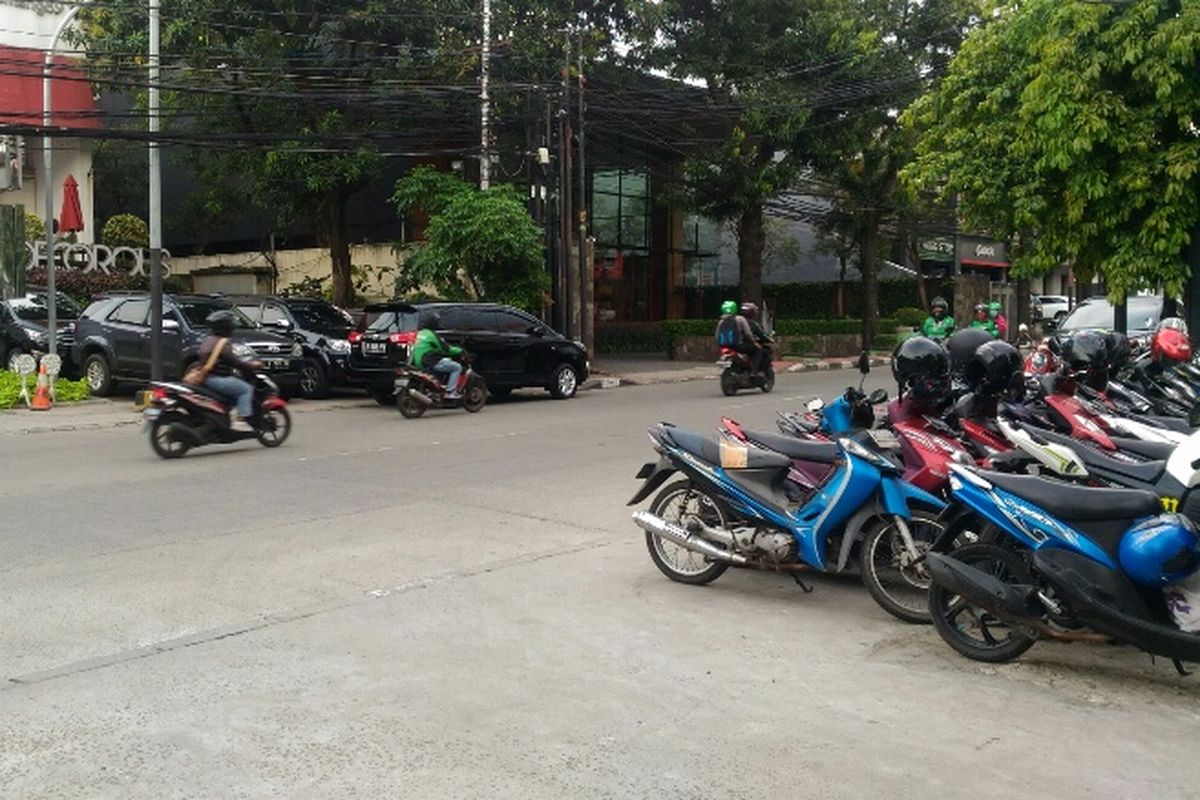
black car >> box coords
[228,295,355,398]
[348,302,589,403]
[1054,295,1174,353]
[1,289,81,374]
[72,293,304,396]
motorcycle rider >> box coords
[921,296,955,340]
[715,299,758,369]
[411,311,464,398]
[198,310,263,432]
[989,301,1009,340]
[740,302,773,375]
[969,303,999,337]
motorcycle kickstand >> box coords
[790,573,813,593]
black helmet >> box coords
[1106,331,1132,371]
[740,302,758,317]
[945,328,995,377]
[206,310,236,336]
[892,336,950,408]
[964,340,1024,398]
[1062,330,1110,389]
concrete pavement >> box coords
[2,372,1199,798]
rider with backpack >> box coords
[715,300,760,371]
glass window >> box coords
[175,299,254,329]
[261,304,289,325]
[365,310,419,333]
[8,292,81,321]
[290,302,351,330]
[1060,296,1164,334]
[109,299,149,326]
[236,304,263,323]
[590,168,650,256]
[488,309,534,333]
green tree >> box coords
[904,0,1200,297]
[392,167,549,312]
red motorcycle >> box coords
[394,355,488,418]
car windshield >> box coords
[7,292,81,321]
[176,299,255,329]
[1059,296,1164,334]
[291,302,352,331]
[365,309,419,333]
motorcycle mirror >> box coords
[868,388,888,404]
[805,397,825,412]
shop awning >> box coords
[0,46,100,130]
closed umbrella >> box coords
[58,173,84,233]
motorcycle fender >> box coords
[262,397,287,411]
[927,505,981,554]
[879,477,945,518]
[627,456,677,506]
[835,503,882,573]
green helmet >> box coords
[988,301,1002,316]
[721,300,738,315]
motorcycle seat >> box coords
[1109,435,1174,461]
[741,429,840,463]
[1032,428,1166,483]
[981,470,1160,522]
[666,428,791,471]
[188,384,232,404]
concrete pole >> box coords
[479,0,491,190]
[148,0,164,380]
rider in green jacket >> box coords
[969,303,999,338]
[921,296,955,341]
[411,312,464,397]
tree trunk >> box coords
[859,225,880,349]
[836,253,847,318]
[737,203,765,305]
[326,190,353,307]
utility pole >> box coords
[560,31,577,340]
[577,33,592,354]
[479,0,491,190]
[148,0,164,380]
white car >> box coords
[1032,294,1070,322]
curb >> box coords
[583,356,894,390]
[787,356,892,373]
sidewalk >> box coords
[586,353,892,389]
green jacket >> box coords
[921,315,955,340]
[970,319,999,338]
[411,328,461,369]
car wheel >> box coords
[83,353,114,396]
[298,357,331,399]
[549,363,579,399]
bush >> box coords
[0,371,90,409]
[891,306,928,328]
[101,214,150,249]
[24,267,186,306]
[597,318,899,356]
[684,278,957,319]
[25,212,44,243]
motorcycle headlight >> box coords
[232,342,254,358]
[838,436,896,470]
[327,339,351,355]
[291,342,303,357]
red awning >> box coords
[960,259,1010,268]
[0,46,100,130]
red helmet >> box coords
[1151,318,1191,363]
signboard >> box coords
[23,241,172,276]
[956,236,1009,268]
[918,237,954,263]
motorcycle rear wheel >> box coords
[149,416,190,459]
[720,369,739,397]
[928,543,1038,663]
[645,480,731,585]
[397,389,427,419]
[760,368,775,393]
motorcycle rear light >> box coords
[389,331,417,345]
[347,330,363,343]
[151,387,167,401]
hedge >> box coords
[597,318,899,355]
[25,268,188,307]
[685,278,957,319]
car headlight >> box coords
[21,326,47,345]
[291,342,303,357]
[232,342,254,358]
[327,339,351,355]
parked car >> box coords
[1,289,80,374]
[1054,294,1171,347]
[347,302,589,404]
[227,294,355,398]
[1031,294,1071,323]
[72,292,303,396]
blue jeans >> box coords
[434,358,462,395]
[204,374,253,418]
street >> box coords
[3,371,1200,799]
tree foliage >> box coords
[101,213,150,249]
[392,167,548,312]
[904,0,1200,297]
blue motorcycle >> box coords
[925,462,1200,670]
[629,422,945,623]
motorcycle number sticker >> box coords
[719,439,749,469]
[1162,496,1181,513]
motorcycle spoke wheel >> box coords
[256,408,292,448]
[397,391,427,419]
[644,480,730,585]
[861,511,943,624]
[928,543,1038,663]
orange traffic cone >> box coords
[31,364,52,411]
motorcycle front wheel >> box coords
[644,480,731,585]
[860,510,945,624]
[150,415,191,459]
[462,377,487,413]
[257,407,292,447]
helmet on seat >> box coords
[1151,318,1191,363]
[721,300,738,315]
[1120,514,1200,586]
[964,340,1024,399]
[1106,331,1132,372]
[892,336,950,410]
[1061,329,1110,389]
[206,310,236,337]
[945,328,995,377]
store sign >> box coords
[956,236,1008,267]
[918,237,954,263]
[24,241,172,276]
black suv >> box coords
[227,295,355,398]
[1,289,81,374]
[72,293,303,396]
[348,302,589,403]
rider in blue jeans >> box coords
[199,311,262,432]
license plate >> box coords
[143,408,161,421]
[868,429,900,449]
[266,359,287,369]
[364,341,387,355]
[717,359,732,367]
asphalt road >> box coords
[3,371,1199,799]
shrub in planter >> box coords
[25,212,44,243]
[101,214,150,249]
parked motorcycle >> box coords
[143,373,291,459]
[629,421,945,623]
[394,355,487,418]
[924,456,1200,672]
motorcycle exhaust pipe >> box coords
[925,552,1037,620]
[408,389,435,406]
[632,511,747,565]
